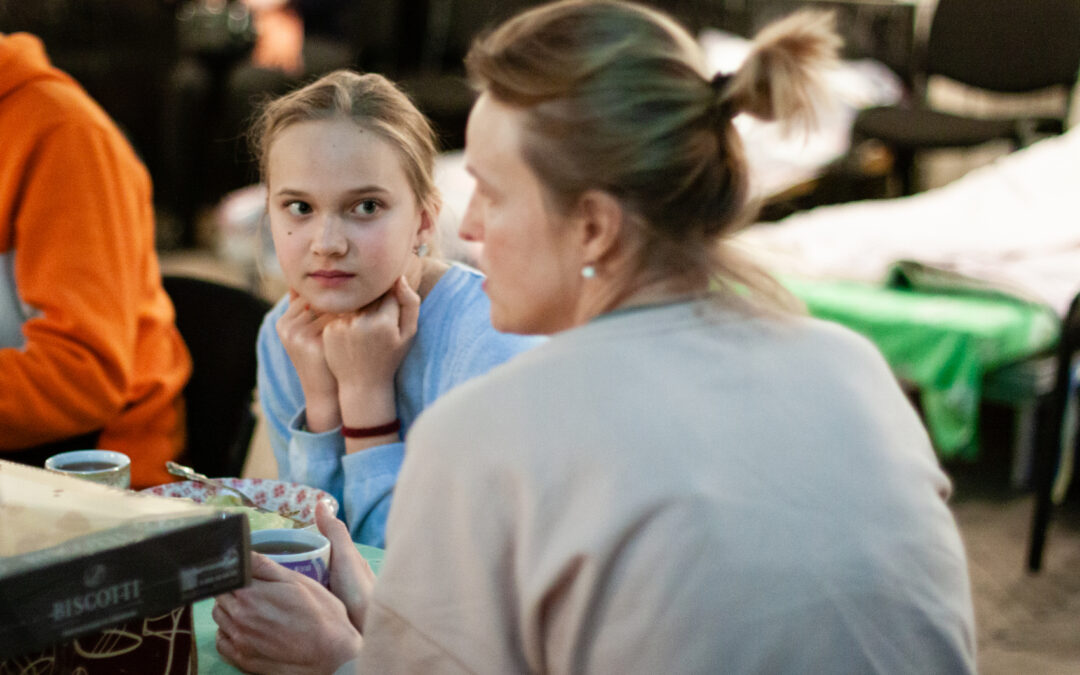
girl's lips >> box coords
[308,270,354,278]
[308,271,355,287]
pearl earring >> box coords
[415,243,429,257]
[581,264,596,279]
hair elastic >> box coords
[708,71,737,121]
[341,419,401,438]
[710,71,733,93]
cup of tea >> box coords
[44,449,131,489]
[250,528,331,587]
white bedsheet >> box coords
[737,126,1080,316]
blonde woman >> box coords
[218,3,976,672]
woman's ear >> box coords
[574,190,625,267]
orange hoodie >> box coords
[0,34,192,487]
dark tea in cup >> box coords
[44,450,131,489]
[251,540,317,555]
[250,528,330,586]
[56,461,117,472]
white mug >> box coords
[250,528,331,587]
[44,449,131,489]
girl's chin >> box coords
[297,278,391,313]
[302,291,379,316]
[311,301,362,315]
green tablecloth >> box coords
[194,544,384,674]
[784,277,1059,461]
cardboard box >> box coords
[0,459,251,662]
[1,605,196,674]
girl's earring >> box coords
[415,243,430,257]
[581,264,596,279]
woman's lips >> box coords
[308,270,355,287]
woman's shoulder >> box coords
[405,347,543,459]
[784,312,892,367]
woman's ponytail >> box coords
[720,11,841,131]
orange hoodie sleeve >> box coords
[0,120,149,445]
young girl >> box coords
[252,70,540,547]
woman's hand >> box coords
[317,500,377,633]
[213,554,362,674]
[322,277,420,430]
[277,292,341,432]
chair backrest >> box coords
[163,275,271,478]
[927,0,1080,94]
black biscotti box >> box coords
[0,459,251,661]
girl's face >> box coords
[266,118,429,314]
[459,94,582,335]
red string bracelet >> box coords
[341,419,402,439]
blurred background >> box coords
[2,2,1078,671]
[0,0,933,250]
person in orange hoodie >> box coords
[0,32,192,488]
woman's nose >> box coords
[459,195,484,243]
[311,215,348,255]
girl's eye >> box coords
[353,199,380,217]
[286,201,312,216]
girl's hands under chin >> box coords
[322,277,420,429]
[276,291,341,432]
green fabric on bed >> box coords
[784,276,1059,460]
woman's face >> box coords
[266,118,427,314]
[459,94,582,335]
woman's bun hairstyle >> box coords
[720,11,841,130]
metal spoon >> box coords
[165,461,308,528]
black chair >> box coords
[1027,292,1080,572]
[163,275,271,478]
[852,0,1080,195]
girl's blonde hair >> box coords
[465,0,840,312]
[250,70,443,218]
